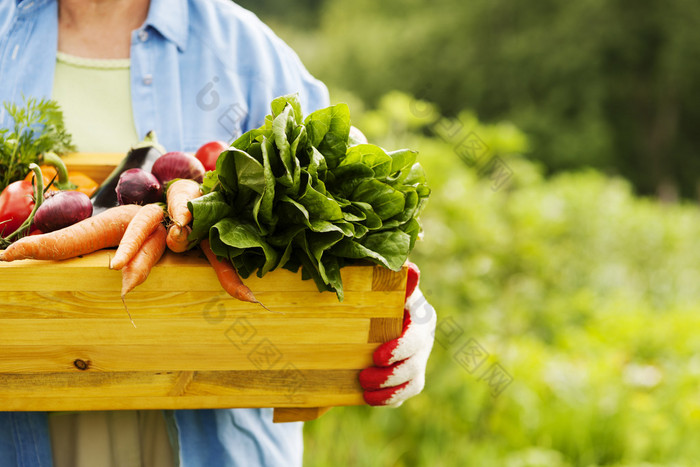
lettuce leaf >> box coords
[190,94,429,300]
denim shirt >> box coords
[0,0,330,465]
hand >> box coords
[359,262,437,407]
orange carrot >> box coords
[166,224,191,253]
[0,204,141,262]
[110,203,164,270]
[200,238,258,303]
[121,223,167,298]
[166,179,202,227]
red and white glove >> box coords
[359,262,436,407]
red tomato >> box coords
[195,141,228,172]
[0,180,35,237]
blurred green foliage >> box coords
[239,0,700,198]
[301,91,700,466]
[232,2,700,465]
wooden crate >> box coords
[0,154,406,422]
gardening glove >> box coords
[359,262,436,407]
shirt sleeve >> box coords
[274,43,331,115]
[213,3,330,131]
[245,41,330,131]
[0,2,15,38]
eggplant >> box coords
[90,131,165,216]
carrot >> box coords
[200,238,259,304]
[110,203,164,270]
[120,224,167,327]
[166,224,192,253]
[0,204,141,262]
[121,223,167,298]
[166,179,202,227]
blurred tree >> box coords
[236,0,700,198]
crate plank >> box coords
[0,290,403,319]
[0,394,364,412]
[0,250,374,293]
[0,370,364,410]
[0,318,372,345]
[273,407,332,423]
[368,317,404,344]
[0,344,377,372]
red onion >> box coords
[116,168,163,205]
[151,151,206,184]
[33,191,93,233]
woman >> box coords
[0,1,436,465]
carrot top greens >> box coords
[0,97,75,191]
[189,94,430,300]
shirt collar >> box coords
[15,0,52,13]
[13,0,189,52]
[143,0,189,52]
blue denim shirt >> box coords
[0,0,330,465]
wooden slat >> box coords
[0,251,375,293]
[0,290,404,318]
[0,370,364,411]
[367,317,404,343]
[0,344,377,372]
[0,394,364,412]
[0,318,371,345]
[372,264,407,291]
[273,407,332,423]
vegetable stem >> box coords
[42,151,76,191]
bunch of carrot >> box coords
[0,178,264,322]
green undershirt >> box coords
[51,51,139,154]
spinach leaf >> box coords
[189,93,429,300]
[352,179,405,220]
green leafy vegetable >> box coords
[0,97,76,191]
[190,94,430,300]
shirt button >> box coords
[143,75,153,85]
[138,30,149,42]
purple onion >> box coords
[34,191,93,233]
[151,151,206,184]
[116,168,163,205]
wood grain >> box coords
[372,264,407,292]
[0,344,377,372]
[0,290,403,318]
[0,250,374,293]
[367,317,404,344]
[0,318,372,345]
[0,370,364,410]
[273,407,332,423]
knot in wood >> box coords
[73,359,90,371]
